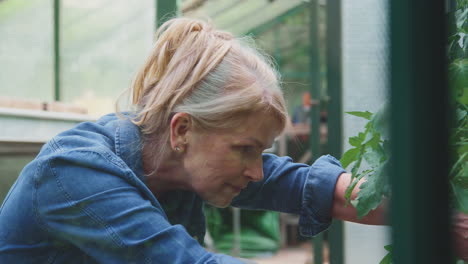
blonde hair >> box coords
[129,17,287,169]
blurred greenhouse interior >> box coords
[0,0,460,263]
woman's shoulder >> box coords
[27,114,145,197]
[35,113,131,169]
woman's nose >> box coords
[243,157,264,182]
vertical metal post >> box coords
[232,207,241,257]
[273,25,282,69]
[326,0,344,263]
[313,233,324,264]
[390,0,451,263]
[309,0,321,161]
[309,1,325,263]
[53,0,60,101]
[155,0,178,31]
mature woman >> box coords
[0,17,414,263]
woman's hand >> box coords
[333,173,468,261]
[332,173,388,225]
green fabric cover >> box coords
[205,206,280,258]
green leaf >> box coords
[457,87,468,105]
[349,135,364,147]
[450,152,468,177]
[455,8,468,29]
[353,161,389,218]
[350,155,364,180]
[343,106,391,218]
[340,148,360,169]
[345,170,371,202]
[458,32,467,49]
[456,108,467,122]
[379,245,393,264]
[360,130,369,140]
[363,145,387,168]
[345,175,361,203]
[457,144,468,157]
[379,252,392,264]
[363,132,382,149]
[384,244,393,252]
[370,104,390,139]
[346,111,373,120]
[449,59,468,103]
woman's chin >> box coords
[205,198,232,208]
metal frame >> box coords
[0,107,92,155]
[54,0,60,101]
[390,0,451,263]
[246,2,307,37]
[309,1,327,262]
[325,0,344,263]
[155,0,178,30]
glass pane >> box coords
[61,0,154,116]
[0,0,53,101]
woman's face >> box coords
[183,113,281,208]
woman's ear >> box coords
[169,113,191,151]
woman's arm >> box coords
[332,173,388,225]
[234,154,346,237]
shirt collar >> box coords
[114,117,145,182]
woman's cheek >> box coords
[218,151,242,165]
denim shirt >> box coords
[0,114,345,263]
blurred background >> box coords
[0,0,463,263]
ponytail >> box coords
[131,18,232,135]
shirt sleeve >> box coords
[232,154,346,237]
[35,149,246,264]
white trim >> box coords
[0,107,96,122]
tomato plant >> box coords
[340,1,467,263]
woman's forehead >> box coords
[233,111,281,129]
[224,114,281,142]
[193,111,282,143]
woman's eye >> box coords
[235,145,256,154]
[242,146,255,153]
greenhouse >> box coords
[0,0,466,263]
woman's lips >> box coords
[226,183,243,193]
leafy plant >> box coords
[449,0,468,215]
[379,245,393,264]
[340,107,391,218]
[340,1,467,263]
